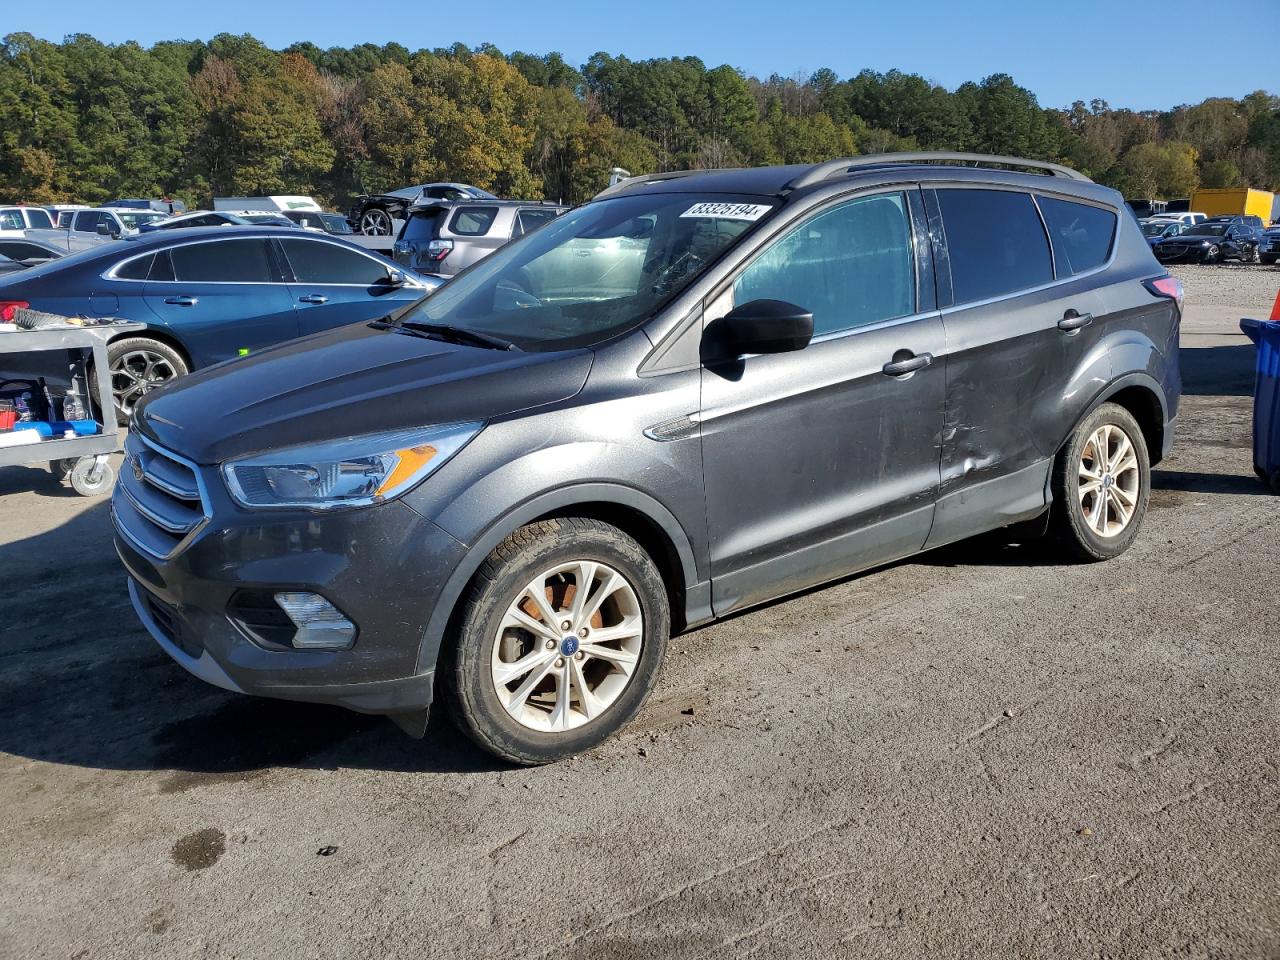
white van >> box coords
[213,195,323,213]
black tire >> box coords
[1046,402,1151,562]
[92,337,189,425]
[442,518,670,765]
[1203,244,1220,264]
[1261,255,1277,265]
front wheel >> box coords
[443,518,669,765]
[1203,244,1221,264]
[1046,403,1150,562]
[359,207,393,236]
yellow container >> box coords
[1189,187,1275,225]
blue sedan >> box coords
[0,227,439,418]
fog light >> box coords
[274,593,356,650]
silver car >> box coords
[392,199,567,277]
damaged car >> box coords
[347,182,498,236]
[115,152,1180,765]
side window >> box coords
[72,212,96,233]
[937,189,1053,304]
[733,192,916,337]
[114,253,154,281]
[1036,196,1116,276]
[514,208,559,238]
[0,209,26,230]
[149,249,175,282]
[170,239,275,283]
[26,209,53,229]
[57,211,74,228]
[279,239,389,285]
[450,206,499,237]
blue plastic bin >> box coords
[1240,318,1280,492]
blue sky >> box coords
[6,0,1274,110]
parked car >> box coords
[0,237,64,265]
[1261,224,1280,265]
[213,195,322,214]
[348,183,498,236]
[1152,216,1263,263]
[112,151,1181,764]
[0,227,440,419]
[1144,212,1207,226]
[1142,220,1187,247]
[106,198,188,214]
[25,207,170,253]
[237,214,301,228]
[392,199,568,276]
[283,210,354,235]
[137,211,252,232]
[0,205,56,236]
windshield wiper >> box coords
[394,320,520,351]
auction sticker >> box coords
[680,202,772,221]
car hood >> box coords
[134,322,594,464]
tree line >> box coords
[1,31,1278,210]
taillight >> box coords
[426,239,453,263]
[0,300,30,322]
[1143,276,1184,311]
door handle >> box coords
[882,352,933,377]
[1058,310,1093,332]
[299,294,329,304]
[163,296,198,306]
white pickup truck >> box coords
[24,207,170,253]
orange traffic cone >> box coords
[1271,289,1280,322]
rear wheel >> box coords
[443,518,669,765]
[1203,244,1221,264]
[1047,403,1150,562]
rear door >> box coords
[924,186,1118,547]
[141,237,298,367]
[446,205,506,273]
[277,237,418,336]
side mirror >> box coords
[386,269,408,288]
[708,299,814,358]
[96,223,115,236]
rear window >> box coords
[170,239,274,283]
[403,211,444,242]
[1037,196,1116,275]
[0,209,26,230]
[450,206,499,237]
[938,189,1053,304]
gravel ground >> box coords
[1,268,1278,959]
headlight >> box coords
[222,422,481,509]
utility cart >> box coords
[0,319,144,495]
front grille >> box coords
[113,433,209,559]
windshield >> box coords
[1186,224,1228,237]
[397,193,777,351]
[403,210,444,241]
[119,212,166,229]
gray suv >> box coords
[113,152,1181,765]
[392,199,568,276]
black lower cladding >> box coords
[114,492,468,702]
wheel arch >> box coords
[1059,373,1169,468]
[416,483,708,676]
[107,328,194,368]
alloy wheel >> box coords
[1077,423,1141,538]
[360,209,392,236]
[111,349,178,417]
[490,560,644,732]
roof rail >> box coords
[593,169,708,201]
[787,152,1091,190]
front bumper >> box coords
[114,491,468,715]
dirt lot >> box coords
[1,264,1279,959]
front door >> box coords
[275,237,418,337]
[700,189,946,616]
[142,238,298,367]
